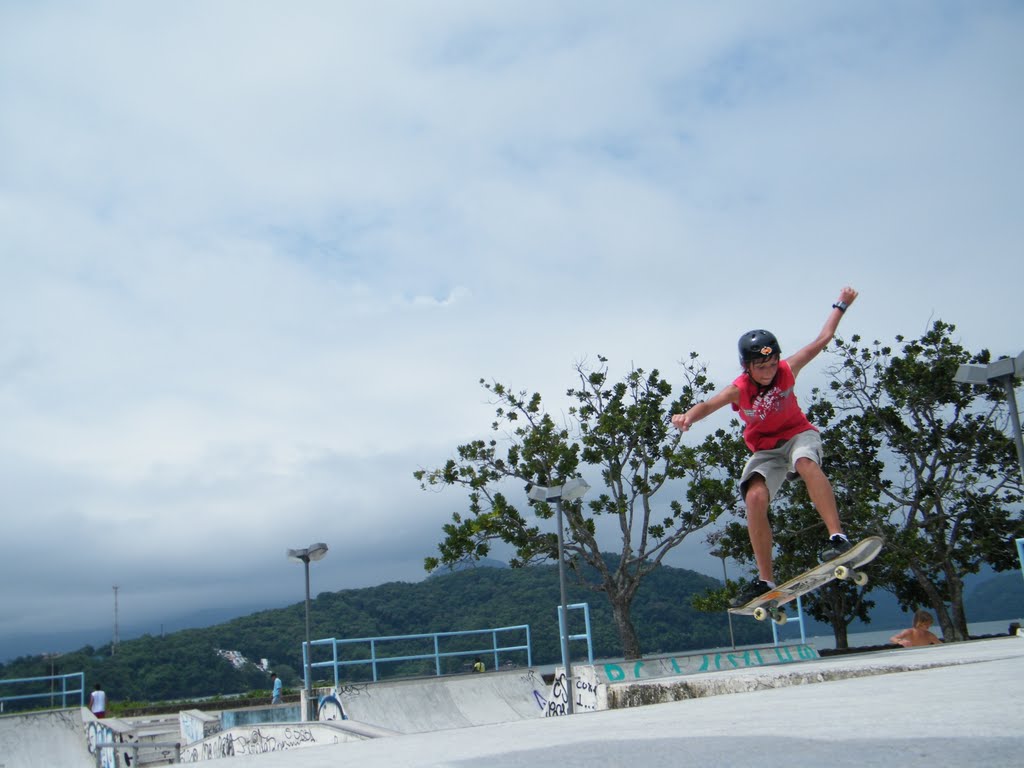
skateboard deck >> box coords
[728,536,884,624]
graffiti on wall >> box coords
[317,692,345,721]
[84,718,117,768]
[601,644,818,683]
[181,726,332,763]
[544,665,598,718]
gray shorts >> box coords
[739,429,824,502]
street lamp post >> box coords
[954,353,1024,586]
[527,478,590,715]
[953,351,1024,484]
[711,550,736,650]
[287,542,329,722]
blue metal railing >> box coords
[304,625,532,686]
[770,595,808,646]
[557,602,595,664]
[0,672,85,712]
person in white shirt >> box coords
[88,683,107,718]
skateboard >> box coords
[728,536,884,624]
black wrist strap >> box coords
[832,301,847,312]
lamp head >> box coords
[287,542,329,563]
[560,478,591,501]
[526,483,549,502]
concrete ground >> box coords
[225,636,1024,768]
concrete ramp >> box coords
[0,708,94,768]
[179,720,379,763]
[335,669,548,734]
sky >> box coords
[1,1,1022,661]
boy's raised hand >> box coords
[671,413,692,432]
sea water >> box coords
[781,617,1023,651]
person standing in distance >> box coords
[270,672,283,704]
[88,683,107,718]
[671,287,859,607]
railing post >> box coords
[332,639,340,688]
[770,595,807,645]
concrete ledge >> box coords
[604,635,1024,710]
[597,643,818,684]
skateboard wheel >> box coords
[834,565,850,580]
[753,607,768,622]
[774,610,788,626]
[853,571,869,586]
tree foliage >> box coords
[821,321,1023,640]
[414,355,743,659]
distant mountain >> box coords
[966,570,1024,621]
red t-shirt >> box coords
[731,359,816,452]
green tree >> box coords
[824,321,1024,641]
[415,356,741,660]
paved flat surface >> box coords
[225,637,1024,767]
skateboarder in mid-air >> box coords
[671,286,859,608]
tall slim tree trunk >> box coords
[609,596,642,660]
[915,563,967,642]
[832,620,849,650]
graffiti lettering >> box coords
[600,644,818,683]
[544,671,570,717]
[181,727,320,763]
[604,664,625,681]
[336,682,371,698]
[532,689,548,711]
[544,667,599,716]
[573,672,598,713]
[317,694,345,721]
[85,719,118,768]
[519,669,541,685]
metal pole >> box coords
[303,557,313,722]
[555,499,574,714]
[112,586,119,656]
[998,375,1024,485]
[1016,537,1024,585]
[720,555,736,649]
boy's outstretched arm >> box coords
[787,286,858,377]
[671,385,740,432]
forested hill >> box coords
[5,559,1018,708]
[0,559,774,706]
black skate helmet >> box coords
[738,329,781,366]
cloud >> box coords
[1,1,1022,659]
